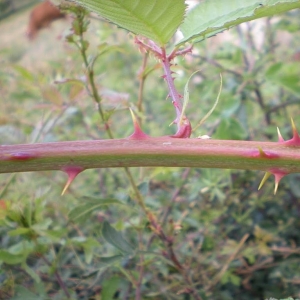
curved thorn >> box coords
[258,172,272,190]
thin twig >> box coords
[208,233,249,290]
[147,168,191,248]
[266,99,300,115]
[161,168,191,224]
[75,12,148,212]
[135,228,145,300]
[41,254,71,299]
[194,55,243,77]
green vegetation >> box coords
[0,1,300,299]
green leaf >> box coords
[265,62,300,95]
[8,227,32,236]
[10,285,43,300]
[72,0,186,45]
[193,74,222,131]
[68,197,124,223]
[180,70,200,126]
[12,65,34,82]
[214,118,247,140]
[137,181,149,196]
[99,254,124,265]
[0,250,25,265]
[101,276,121,300]
[71,237,100,264]
[22,262,41,283]
[102,221,134,255]
[178,0,300,45]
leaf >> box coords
[70,237,100,264]
[41,85,64,106]
[137,181,149,196]
[0,199,7,219]
[22,262,41,283]
[179,70,200,126]
[68,198,124,223]
[72,0,186,45]
[102,221,134,255]
[0,250,25,265]
[90,43,125,70]
[193,74,222,131]
[101,276,121,300]
[99,254,124,265]
[8,227,32,236]
[12,65,34,82]
[214,118,247,140]
[265,62,300,95]
[178,0,300,45]
[10,285,42,300]
[69,82,85,101]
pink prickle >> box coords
[277,127,285,143]
[284,118,300,146]
[61,166,84,195]
[127,109,149,140]
[258,168,288,195]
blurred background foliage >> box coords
[0,1,300,299]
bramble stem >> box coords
[135,38,192,136]
[161,47,182,120]
[1,138,300,174]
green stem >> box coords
[74,13,146,211]
[77,20,113,139]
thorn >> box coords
[258,172,272,190]
[291,117,300,141]
[277,127,284,142]
[283,118,300,146]
[257,147,267,158]
[256,147,279,159]
[61,166,84,195]
[274,181,279,195]
[169,120,176,127]
[273,172,286,195]
[128,108,149,140]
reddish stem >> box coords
[1,138,300,174]
[161,47,182,121]
[135,37,192,137]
